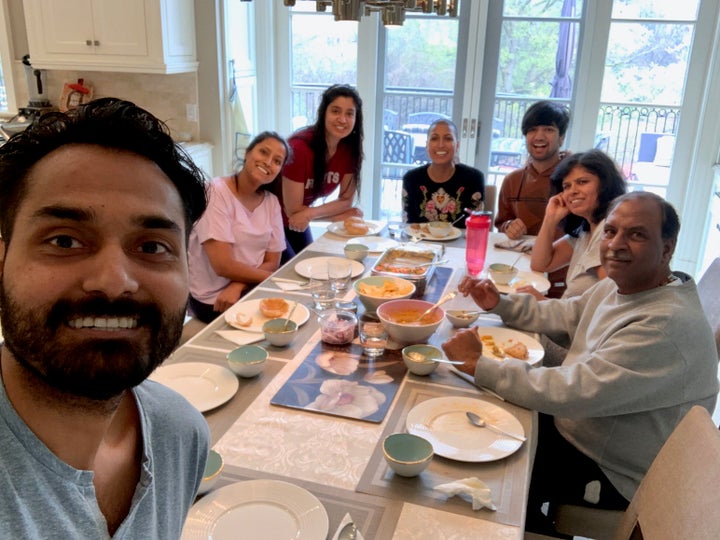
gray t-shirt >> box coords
[0,378,209,539]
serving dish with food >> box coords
[371,243,444,296]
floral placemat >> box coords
[270,338,408,423]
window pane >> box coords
[291,14,357,86]
[611,0,700,21]
[385,18,458,90]
[497,20,579,98]
[601,23,693,106]
[0,64,7,111]
[503,0,583,18]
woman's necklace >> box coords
[428,163,455,183]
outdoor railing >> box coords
[287,86,680,218]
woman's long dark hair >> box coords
[550,149,627,236]
[309,84,364,198]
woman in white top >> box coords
[188,132,290,322]
[522,149,626,300]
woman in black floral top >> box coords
[401,119,485,228]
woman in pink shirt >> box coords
[188,132,290,322]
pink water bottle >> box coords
[465,210,492,277]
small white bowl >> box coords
[402,344,442,376]
[344,243,369,261]
[445,309,481,328]
[227,345,268,377]
[383,433,434,477]
[488,263,519,285]
[427,221,452,238]
[197,449,224,495]
[262,318,298,347]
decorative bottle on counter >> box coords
[465,210,492,277]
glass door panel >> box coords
[596,1,700,198]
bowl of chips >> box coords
[353,276,416,313]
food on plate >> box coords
[479,333,529,360]
[479,334,504,357]
[358,280,413,298]
[259,297,289,319]
[504,341,529,360]
[386,308,437,325]
[374,263,427,275]
[343,216,370,235]
[234,312,252,327]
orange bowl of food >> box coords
[376,299,444,346]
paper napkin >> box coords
[494,239,534,253]
[434,477,497,511]
[215,330,264,346]
[272,279,309,291]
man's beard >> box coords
[0,284,185,401]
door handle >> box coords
[470,119,477,138]
[462,118,468,138]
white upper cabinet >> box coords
[22,0,197,73]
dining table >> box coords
[163,221,548,539]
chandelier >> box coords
[280,1,459,26]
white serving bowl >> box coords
[488,263,519,285]
[383,433,434,477]
[376,299,444,346]
[402,344,442,376]
[262,318,298,347]
[353,276,416,313]
[344,242,369,261]
[227,345,268,377]
[427,221,453,238]
[445,309,481,328]
[197,449,224,495]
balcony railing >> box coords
[285,87,680,219]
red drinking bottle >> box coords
[465,210,492,277]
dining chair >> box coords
[484,184,497,224]
[547,406,720,540]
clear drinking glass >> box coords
[358,314,388,358]
[309,270,336,310]
[328,259,352,292]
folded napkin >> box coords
[434,477,497,511]
[494,238,534,253]
[331,513,364,540]
[215,330,263,346]
[272,278,309,291]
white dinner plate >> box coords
[345,236,398,253]
[404,223,463,241]
[474,326,544,366]
[406,396,524,462]
[294,256,365,279]
[490,270,551,295]
[327,220,384,237]
[224,298,310,333]
[181,479,329,540]
[149,362,239,413]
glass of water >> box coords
[309,270,335,310]
[358,313,388,358]
[328,259,352,293]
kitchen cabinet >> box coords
[22,0,197,73]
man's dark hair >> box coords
[0,97,208,242]
[521,100,571,137]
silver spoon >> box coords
[413,291,457,322]
[338,521,357,540]
[281,302,298,331]
[466,411,526,441]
